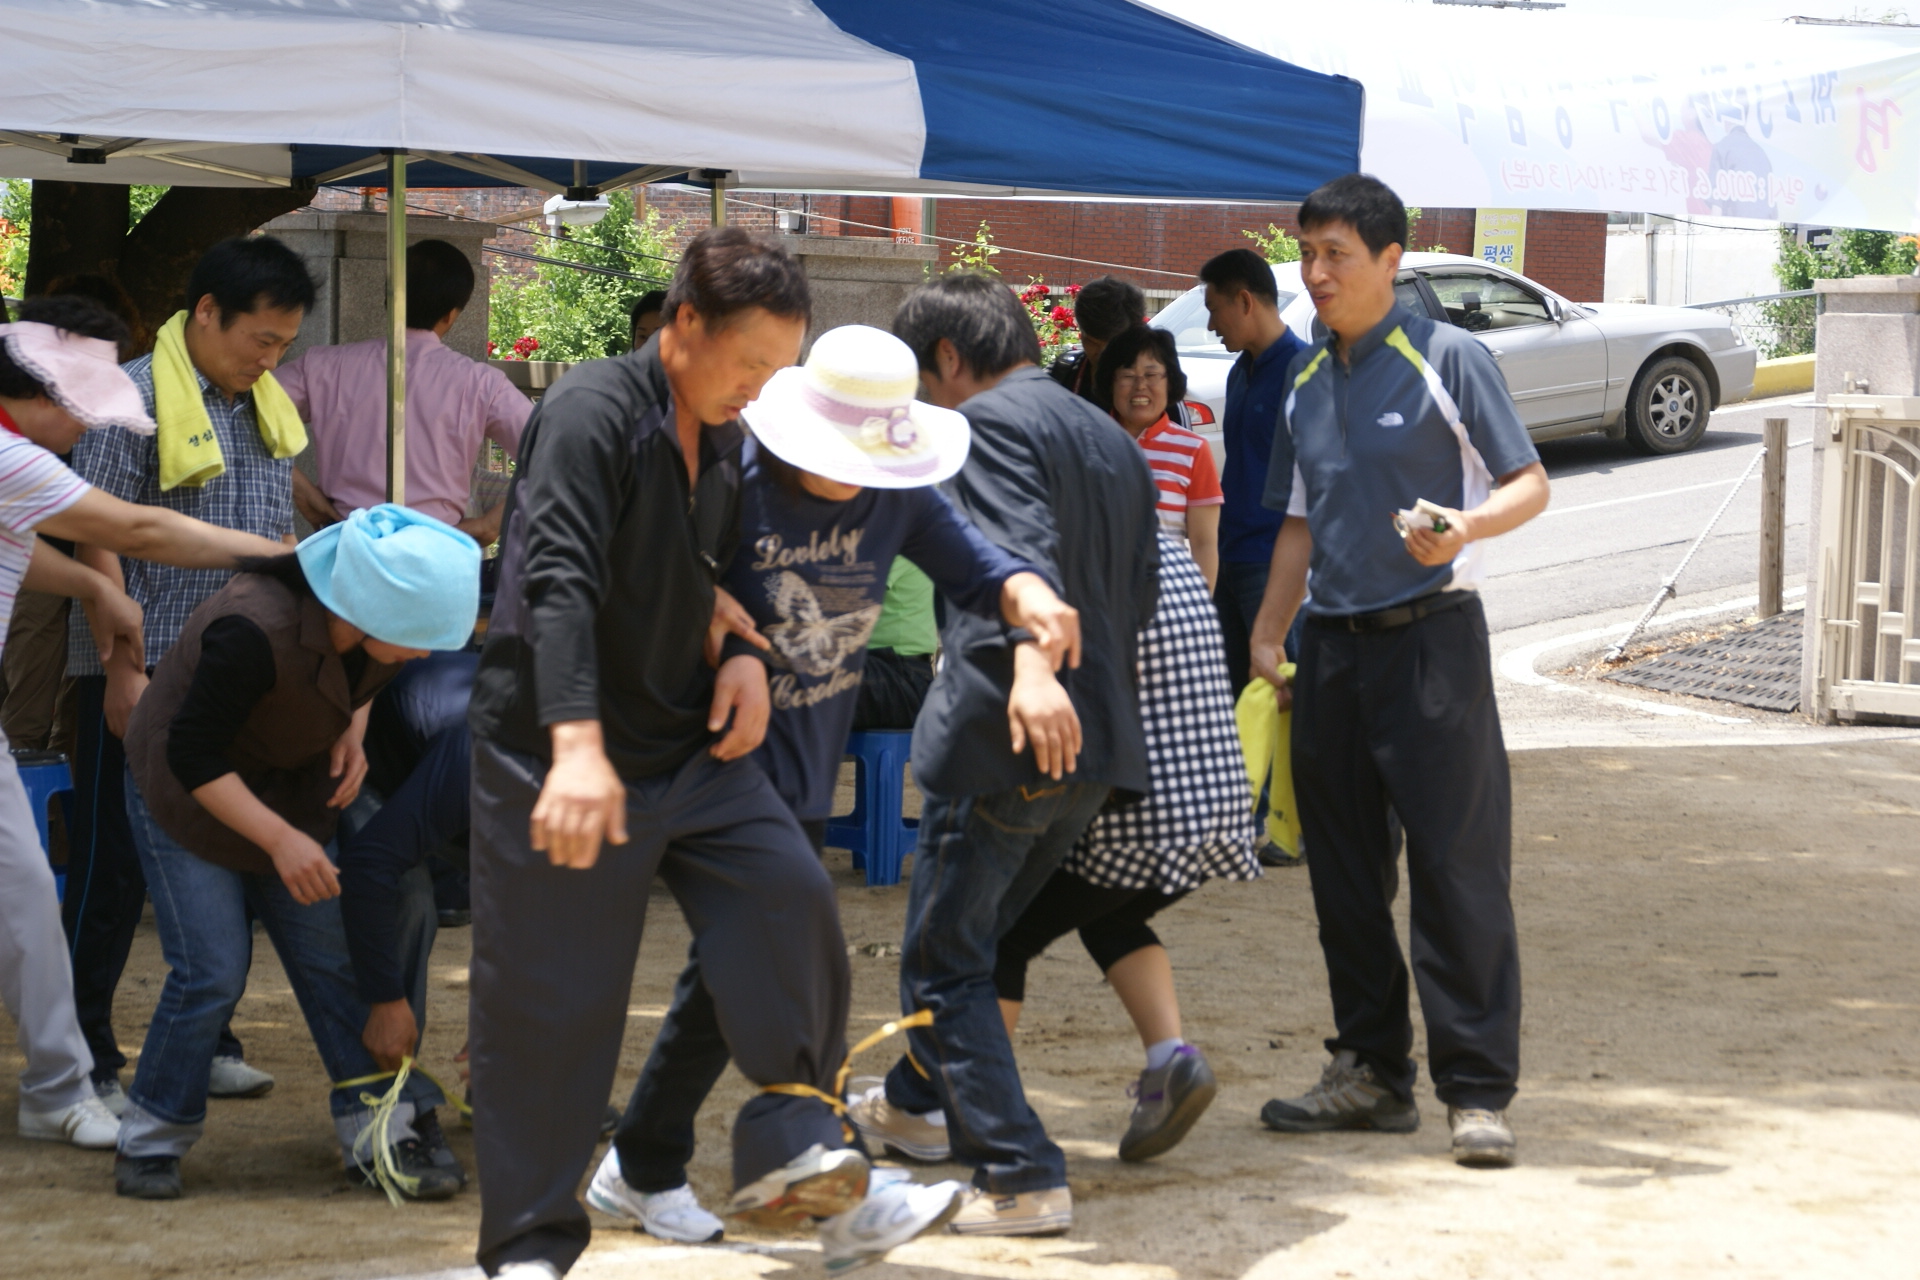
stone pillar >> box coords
[1800,275,1920,714]
[259,211,498,364]
[775,234,939,355]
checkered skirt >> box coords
[1063,533,1261,893]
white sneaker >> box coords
[727,1143,870,1231]
[19,1094,120,1149]
[586,1147,723,1243]
[94,1078,129,1118]
[207,1055,274,1098]
[495,1264,561,1280]
[819,1177,967,1274]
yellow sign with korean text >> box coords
[1473,209,1527,274]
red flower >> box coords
[1018,283,1048,303]
[1049,305,1076,328]
[1066,283,1083,295]
[512,335,540,358]
[487,340,497,355]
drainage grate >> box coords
[1603,611,1804,712]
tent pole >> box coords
[711,173,726,227]
[385,150,407,506]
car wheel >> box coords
[1624,356,1711,455]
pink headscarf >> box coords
[0,321,155,434]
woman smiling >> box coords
[1095,325,1221,588]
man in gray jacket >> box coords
[852,272,1159,1237]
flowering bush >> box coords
[488,191,680,362]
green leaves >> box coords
[486,191,680,363]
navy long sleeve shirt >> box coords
[721,439,1031,821]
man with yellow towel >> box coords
[62,235,314,1118]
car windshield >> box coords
[1152,281,1299,355]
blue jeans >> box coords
[883,780,1110,1194]
[119,769,443,1160]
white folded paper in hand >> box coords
[1392,498,1452,539]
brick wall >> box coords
[1521,210,1606,302]
[313,184,1606,307]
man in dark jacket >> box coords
[852,273,1159,1238]
[466,230,961,1279]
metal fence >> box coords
[1687,289,1821,360]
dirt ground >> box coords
[5,741,1918,1280]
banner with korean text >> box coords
[1154,2,1920,232]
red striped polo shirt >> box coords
[1137,415,1222,535]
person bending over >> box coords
[851,273,1160,1238]
[115,507,482,1201]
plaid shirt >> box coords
[67,353,294,676]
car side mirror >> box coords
[1545,296,1565,323]
[1461,292,1482,312]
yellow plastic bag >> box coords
[1235,668,1301,858]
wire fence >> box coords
[1686,289,1820,360]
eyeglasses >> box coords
[1115,370,1168,385]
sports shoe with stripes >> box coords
[726,1143,870,1231]
[1260,1050,1420,1134]
[1448,1107,1516,1168]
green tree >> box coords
[1763,226,1918,357]
[946,220,1002,275]
[487,192,682,363]
[1,180,170,301]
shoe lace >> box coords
[1302,1057,1374,1108]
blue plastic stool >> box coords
[825,731,918,887]
[14,752,75,901]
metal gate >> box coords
[1813,395,1920,720]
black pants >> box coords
[63,675,243,1079]
[850,648,933,732]
[612,819,826,1195]
[993,869,1187,1002]
[1291,597,1519,1111]
[470,741,849,1275]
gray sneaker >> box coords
[1448,1107,1515,1168]
[1118,1045,1217,1162]
[1260,1050,1419,1133]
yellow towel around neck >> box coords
[152,310,308,491]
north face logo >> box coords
[1376,412,1406,428]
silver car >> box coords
[1152,252,1758,456]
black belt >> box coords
[1309,590,1476,634]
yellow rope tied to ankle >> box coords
[331,1057,469,1207]
[760,1010,935,1139]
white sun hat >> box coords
[742,324,970,490]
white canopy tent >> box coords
[4,0,1365,501]
[1154,1,1920,233]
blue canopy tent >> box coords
[3,0,1363,496]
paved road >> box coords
[1480,393,1815,634]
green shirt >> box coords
[867,558,937,656]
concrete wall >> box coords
[260,211,499,365]
[1603,217,1779,306]
[774,234,938,355]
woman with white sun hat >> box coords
[586,323,1082,1246]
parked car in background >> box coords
[1152,253,1757,457]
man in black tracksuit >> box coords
[465,232,861,1277]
